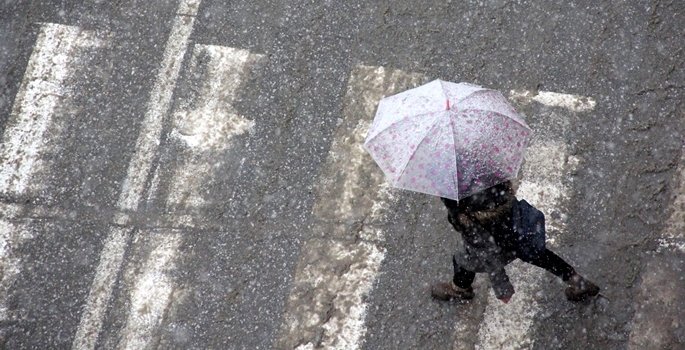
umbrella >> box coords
[363,79,532,200]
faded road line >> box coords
[275,65,426,350]
[0,207,36,323]
[472,90,595,350]
[628,146,685,349]
[659,146,685,247]
[72,1,201,349]
[0,21,103,343]
[116,1,201,213]
[0,23,104,197]
[474,141,575,350]
[117,231,182,350]
[509,90,596,112]
[116,44,262,349]
[162,44,261,223]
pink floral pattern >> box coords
[364,80,532,200]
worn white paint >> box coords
[318,242,386,348]
[303,68,397,349]
[509,90,597,112]
[629,145,685,348]
[166,44,260,211]
[291,240,386,350]
[0,23,103,196]
[279,65,425,350]
[74,39,263,348]
[661,149,685,241]
[475,141,570,349]
[73,226,134,350]
[177,0,201,15]
[656,238,685,253]
[118,232,182,350]
[517,141,579,242]
[113,44,262,348]
[73,1,200,349]
[0,216,36,323]
[0,21,104,349]
[117,11,198,213]
[473,90,593,350]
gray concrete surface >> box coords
[0,0,684,349]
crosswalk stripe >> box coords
[275,65,426,350]
[628,146,685,348]
[0,23,104,197]
[0,208,36,323]
[509,90,596,112]
[474,141,570,350]
[116,4,200,213]
[72,1,201,349]
[164,44,261,216]
[0,21,104,344]
[115,44,262,349]
[117,231,182,350]
[473,91,595,350]
[661,149,685,242]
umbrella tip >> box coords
[446,99,450,110]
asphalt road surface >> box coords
[1,0,684,349]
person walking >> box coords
[359,79,596,303]
[431,180,600,303]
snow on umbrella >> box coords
[363,79,532,201]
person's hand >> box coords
[500,296,512,304]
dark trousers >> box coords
[452,249,575,289]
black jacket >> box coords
[446,198,546,299]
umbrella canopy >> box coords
[364,79,532,200]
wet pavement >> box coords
[0,0,684,349]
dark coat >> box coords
[444,188,546,299]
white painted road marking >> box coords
[474,142,571,350]
[473,90,595,350]
[117,231,182,350]
[661,150,685,247]
[628,146,685,348]
[276,65,426,350]
[0,23,104,197]
[116,44,262,349]
[72,1,201,349]
[165,44,261,213]
[509,90,597,112]
[0,211,37,323]
[0,21,103,344]
[117,3,200,213]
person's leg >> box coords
[452,255,476,289]
[431,255,476,301]
[526,249,575,281]
[525,249,599,301]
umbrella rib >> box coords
[451,88,489,106]
[448,115,460,200]
[438,80,448,102]
[364,109,443,145]
[454,90,531,130]
[393,113,442,184]
[457,108,532,131]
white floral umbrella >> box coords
[364,79,532,200]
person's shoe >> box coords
[565,273,600,301]
[431,281,474,301]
